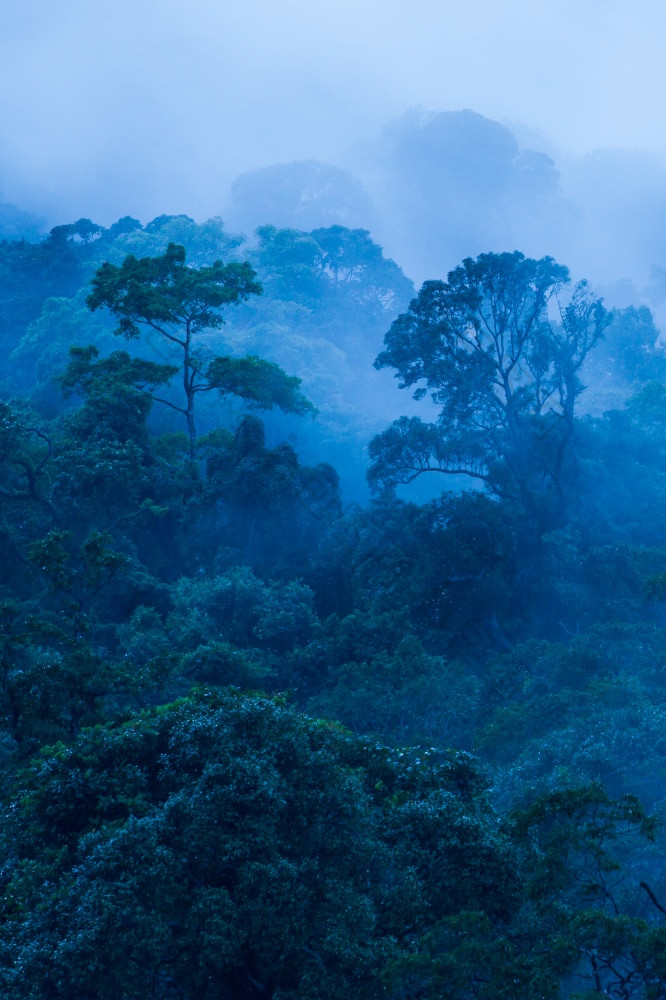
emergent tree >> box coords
[87,242,314,459]
[369,251,609,530]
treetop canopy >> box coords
[87,241,262,340]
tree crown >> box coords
[370,252,609,516]
[87,241,262,340]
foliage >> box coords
[87,242,312,458]
[1,215,666,998]
[371,251,609,531]
[0,690,520,1000]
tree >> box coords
[511,785,665,1000]
[253,224,413,330]
[49,217,104,245]
[87,242,313,460]
[0,401,55,524]
[201,415,342,577]
[0,527,137,752]
[60,345,177,445]
[229,160,376,232]
[370,251,609,532]
[0,689,522,1000]
[365,110,569,281]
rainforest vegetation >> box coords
[1,212,666,998]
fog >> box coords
[4,10,666,990]
[2,0,666,291]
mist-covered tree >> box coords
[87,242,314,459]
[228,159,377,232]
[0,230,84,375]
[368,109,571,279]
[254,224,413,321]
[49,217,104,246]
[0,201,44,242]
[370,251,609,532]
[581,304,666,410]
[105,215,245,267]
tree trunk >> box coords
[183,321,197,462]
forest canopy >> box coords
[0,214,666,998]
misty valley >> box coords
[2,127,666,996]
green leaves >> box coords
[85,242,318,460]
[367,414,490,493]
[205,354,316,415]
[371,251,609,527]
[0,690,512,999]
[87,242,262,336]
[60,344,177,398]
[4,214,666,1000]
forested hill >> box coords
[1,215,666,997]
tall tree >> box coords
[87,243,313,459]
[369,251,609,531]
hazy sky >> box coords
[1,0,665,224]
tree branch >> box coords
[150,395,187,415]
[640,881,666,915]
